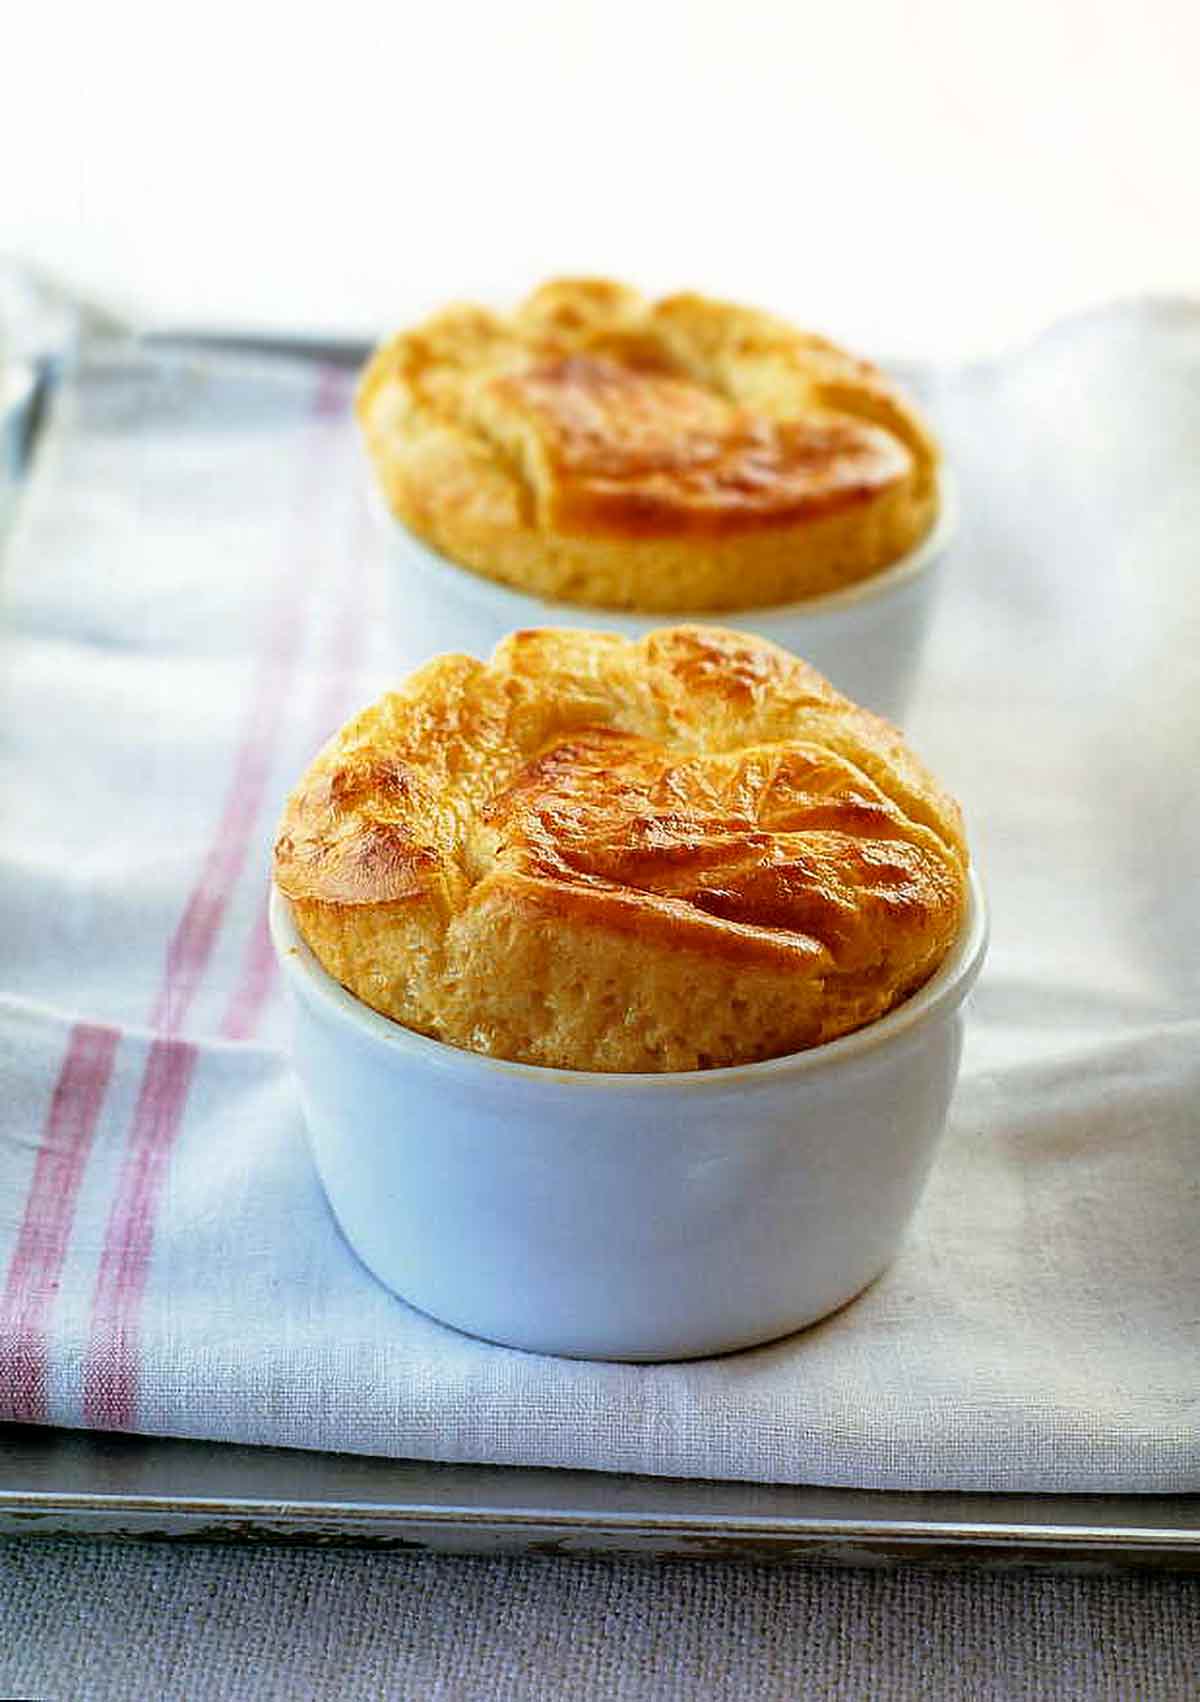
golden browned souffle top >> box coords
[356,279,941,611]
[274,627,968,1072]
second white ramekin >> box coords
[374,478,955,726]
[270,870,986,1362]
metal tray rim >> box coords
[4,1426,1199,1566]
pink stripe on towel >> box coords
[220,488,372,1043]
[81,366,349,1431]
[0,1023,120,1422]
[81,1037,198,1428]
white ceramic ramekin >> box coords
[270,870,987,1362]
[374,478,955,726]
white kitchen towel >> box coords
[0,304,1197,1492]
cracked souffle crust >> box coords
[356,279,941,611]
[274,627,968,1073]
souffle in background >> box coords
[357,279,940,612]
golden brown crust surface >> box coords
[356,280,941,611]
[275,627,968,1072]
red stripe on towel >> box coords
[81,1036,199,1428]
[220,490,372,1042]
[81,366,349,1431]
[0,1023,120,1422]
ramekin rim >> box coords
[370,467,956,625]
[269,864,988,1092]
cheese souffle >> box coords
[356,279,940,613]
[274,626,968,1073]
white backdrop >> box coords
[3,0,1198,358]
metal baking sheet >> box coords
[3,1425,1199,1571]
[2,326,1197,1575]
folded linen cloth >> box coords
[1,306,1197,1492]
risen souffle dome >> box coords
[356,278,940,612]
[273,627,968,1073]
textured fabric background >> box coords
[1,302,1199,1493]
[2,1539,1199,1701]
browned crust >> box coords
[274,626,968,1072]
[489,355,911,540]
[355,280,940,611]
